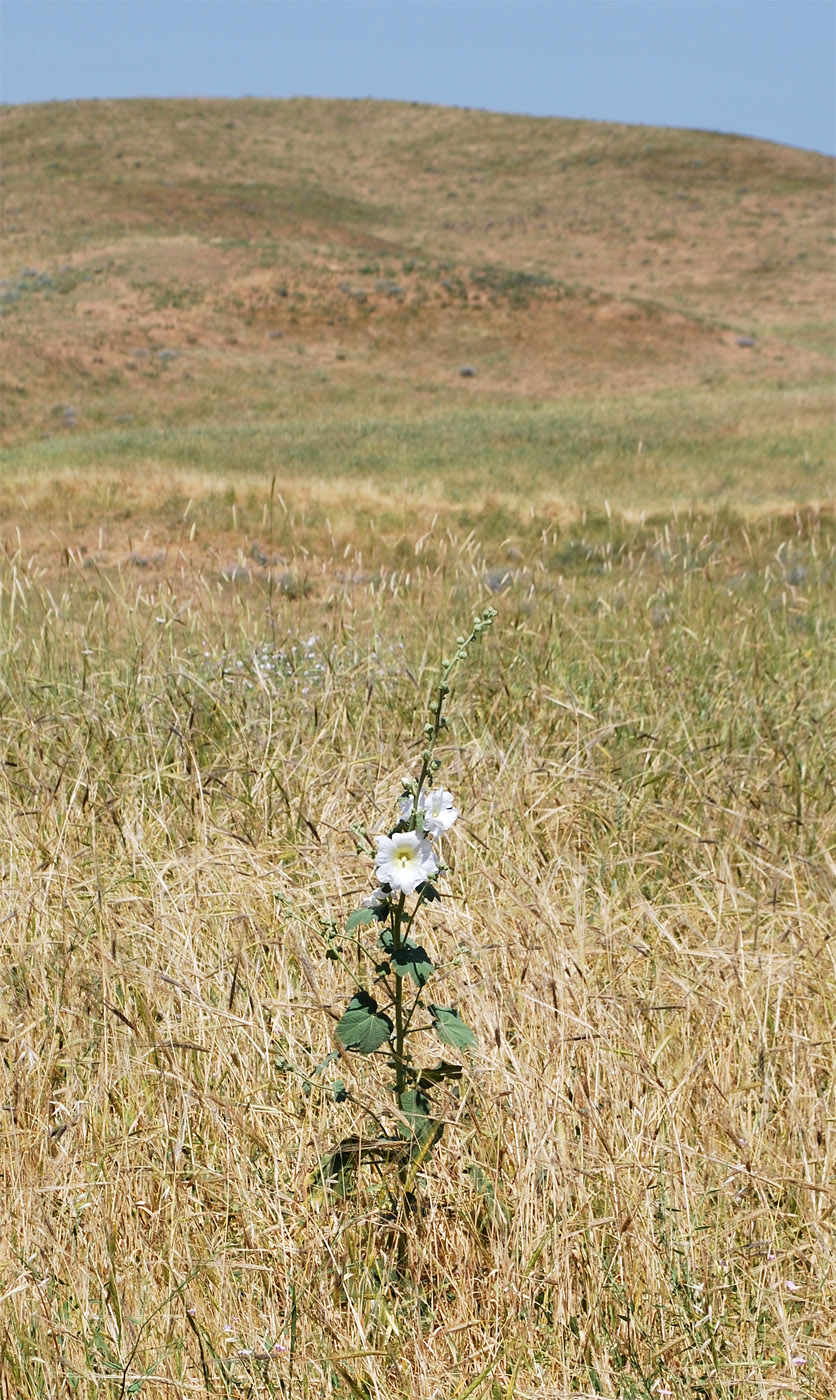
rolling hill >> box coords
[1,98,833,543]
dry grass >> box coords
[1,508,834,1398]
[1,97,834,1398]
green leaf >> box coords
[316,1050,340,1070]
[429,1005,477,1050]
[417,1060,463,1089]
[330,1079,347,1103]
[466,1162,509,1225]
[335,991,393,1054]
[346,908,377,932]
[312,1146,354,1197]
[398,1089,436,1144]
[380,930,434,986]
[301,1049,339,1097]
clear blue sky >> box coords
[2,0,834,156]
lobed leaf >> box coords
[429,1004,477,1050]
[335,991,393,1054]
[346,908,378,932]
[398,1089,436,1144]
[380,929,434,986]
[417,1060,463,1089]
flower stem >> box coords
[414,610,496,811]
[391,893,407,1107]
[389,892,412,1275]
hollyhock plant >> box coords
[315,609,496,1268]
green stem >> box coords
[391,893,407,1106]
[400,982,426,1040]
[402,883,429,936]
[412,611,496,817]
[390,893,411,1276]
[389,610,495,1277]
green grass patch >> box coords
[4,380,833,518]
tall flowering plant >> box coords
[318,610,496,1206]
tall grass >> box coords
[1,509,834,1398]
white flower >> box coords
[398,787,458,837]
[374,831,438,894]
[362,886,390,912]
[418,787,458,837]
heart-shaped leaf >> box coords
[380,930,434,986]
[417,1060,463,1089]
[429,1004,477,1051]
[336,991,393,1054]
[398,1089,436,1144]
[346,908,377,932]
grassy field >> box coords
[1,99,835,1399]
